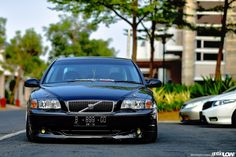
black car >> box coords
[24,57,161,143]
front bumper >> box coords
[179,108,201,122]
[27,109,157,139]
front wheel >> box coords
[232,110,236,127]
[26,119,38,142]
[141,124,158,143]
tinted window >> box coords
[43,60,142,84]
[196,52,201,61]
[203,53,223,61]
[204,41,220,48]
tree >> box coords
[215,0,236,80]
[44,15,115,60]
[0,17,7,75]
[198,0,236,80]
[0,17,6,48]
[4,29,46,103]
[47,0,151,62]
[140,0,189,77]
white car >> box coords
[201,90,236,126]
[180,86,236,123]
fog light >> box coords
[41,129,46,134]
[209,117,218,121]
[137,128,141,135]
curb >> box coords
[159,121,180,123]
[0,104,26,111]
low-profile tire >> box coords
[26,119,38,142]
[232,110,236,127]
[141,124,158,143]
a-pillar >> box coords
[182,0,196,85]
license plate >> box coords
[74,115,107,126]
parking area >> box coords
[0,110,235,157]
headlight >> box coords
[30,99,61,109]
[121,99,154,109]
[213,99,236,107]
[184,101,202,109]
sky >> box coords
[0,0,129,59]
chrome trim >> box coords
[38,133,137,139]
[65,100,116,114]
[78,101,103,113]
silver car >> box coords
[180,86,236,123]
[179,96,213,122]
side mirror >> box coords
[146,79,162,88]
[24,78,40,88]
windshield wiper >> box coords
[65,79,96,82]
[64,79,141,84]
[113,80,142,84]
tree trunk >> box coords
[149,20,156,78]
[131,0,138,62]
[132,24,137,62]
[10,67,22,105]
[215,0,228,80]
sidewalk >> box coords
[0,104,26,111]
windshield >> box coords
[43,59,142,84]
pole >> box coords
[156,33,173,84]
[127,29,131,58]
[162,37,166,84]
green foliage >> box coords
[48,0,188,62]
[4,89,10,103]
[4,29,47,78]
[160,83,188,93]
[44,15,116,60]
[152,85,190,112]
[48,0,117,26]
[48,0,140,26]
[0,17,6,48]
[190,76,235,97]
[152,76,235,112]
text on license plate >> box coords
[74,115,107,126]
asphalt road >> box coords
[0,110,235,157]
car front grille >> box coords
[66,100,115,113]
[202,101,214,110]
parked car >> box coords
[179,96,213,122]
[201,90,236,126]
[24,57,161,142]
[180,86,236,123]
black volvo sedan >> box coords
[25,57,161,143]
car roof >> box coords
[56,57,132,62]
[209,90,236,101]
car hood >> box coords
[209,90,236,101]
[33,82,151,101]
[184,95,214,105]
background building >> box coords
[0,48,27,106]
[136,0,236,85]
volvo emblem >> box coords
[88,104,95,110]
[78,101,102,113]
